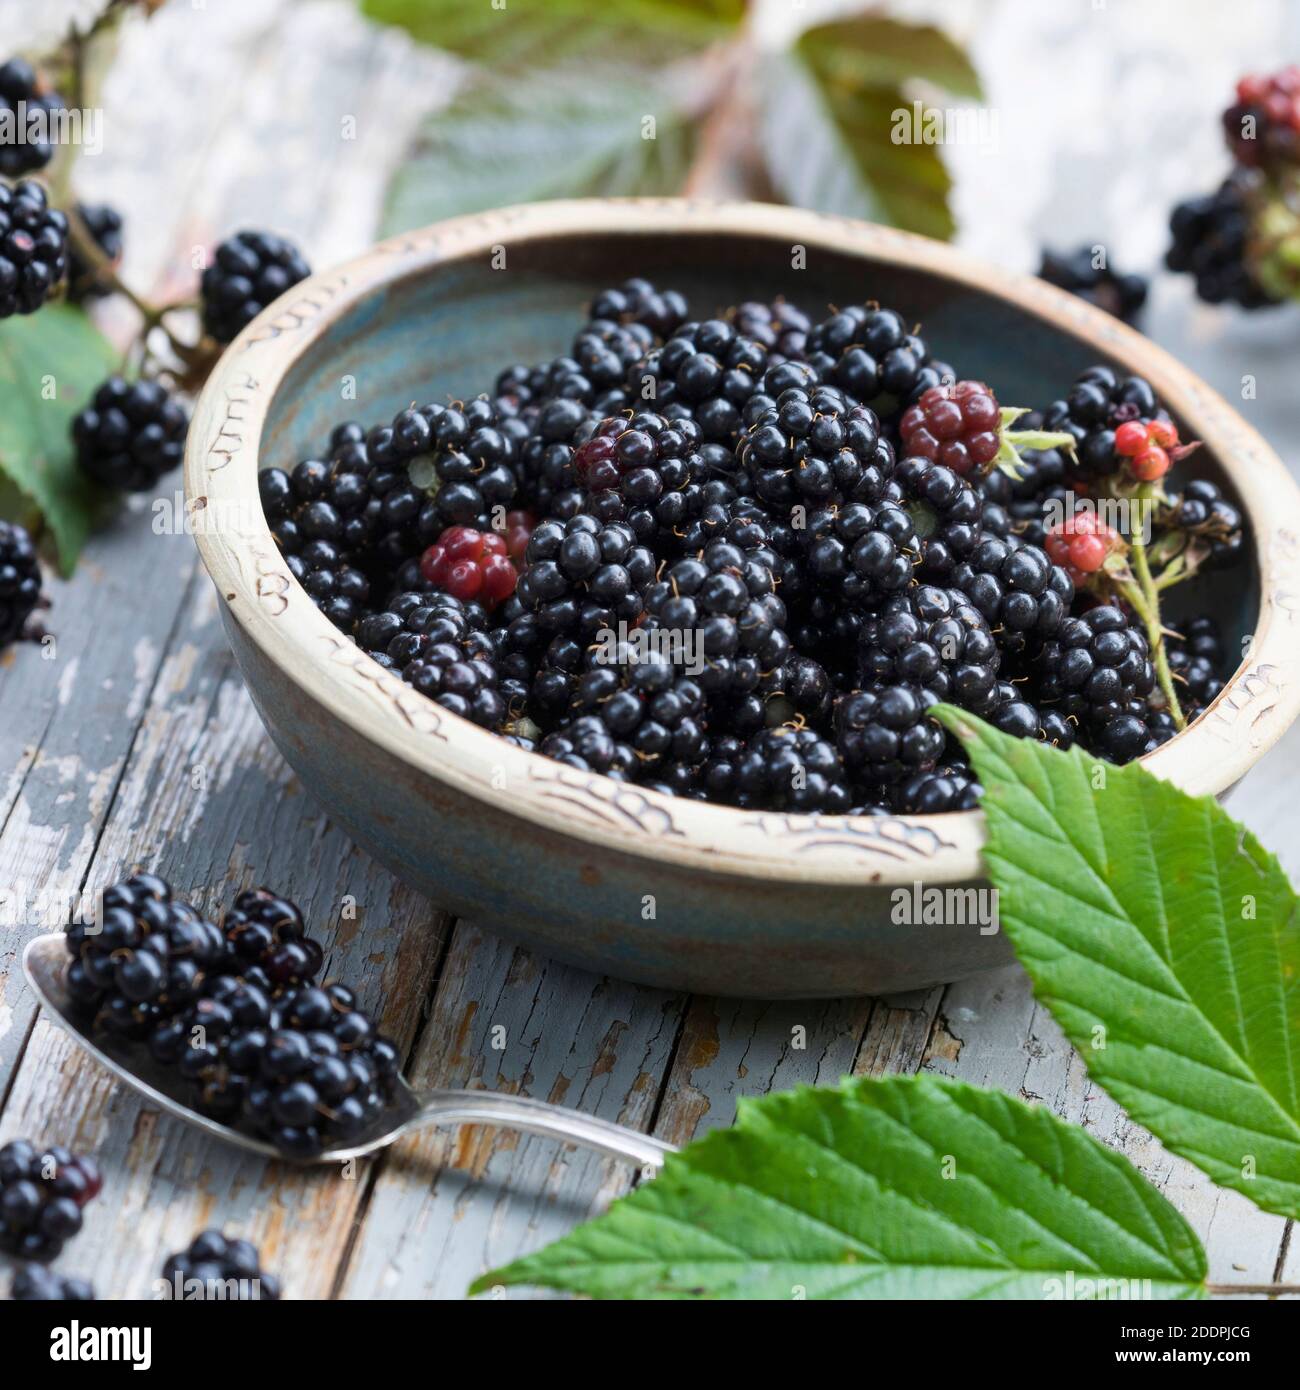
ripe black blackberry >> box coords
[893,764,981,814]
[63,872,228,1036]
[894,456,984,581]
[0,1140,101,1264]
[739,382,895,511]
[402,628,512,729]
[729,298,811,365]
[511,396,595,518]
[357,590,486,671]
[807,305,954,423]
[0,58,62,175]
[10,1266,95,1301]
[1038,246,1148,323]
[0,178,69,317]
[201,229,311,343]
[71,376,189,493]
[857,584,1001,711]
[950,533,1073,657]
[1167,615,1227,712]
[640,537,789,698]
[1035,605,1156,739]
[589,277,689,341]
[1166,174,1275,309]
[573,315,653,395]
[834,683,945,785]
[539,714,637,778]
[0,519,41,648]
[570,655,708,772]
[1040,366,1171,482]
[981,684,1077,749]
[218,885,325,988]
[1162,479,1245,568]
[161,1230,281,1301]
[707,725,852,813]
[979,413,1070,547]
[67,202,124,302]
[802,499,920,607]
[515,514,654,642]
[630,318,769,444]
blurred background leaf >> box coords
[361,0,743,69]
[380,67,696,235]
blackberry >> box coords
[572,411,713,546]
[589,277,689,341]
[980,413,1070,547]
[10,1266,95,1301]
[0,519,41,647]
[539,714,637,778]
[72,376,189,493]
[640,537,789,698]
[1035,605,1155,735]
[982,684,1077,749]
[358,589,486,676]
[951,533,1073,657]
[729,298,811,364]
[570,655,708,773]
[1166,174,1276,309]
[1167,615,1227,711]
[857,584,1000,711]
[218,886,324,989]
[161,1231,280,1301]
[802,499,920,606]
[630,318,769,444]
[1041,366,1170,482]
[808,305,954,423]
[739,383,895,511]
[1162,479,1245,568]
[0,1140,101,1263]
[899,380,1002,477]
[709,725,852,813]
[201,229,311,343]
[417,524,518,608]
[67,202,124,302]
[512,396,596,517]
[515,514,654,641]
[893,764,981,814]
[0,178,69,317]
[573,315,653,397]
[1223,66,1300,168]
[1038,246,1148,323]
[0,58,62,175]
[403,627,511,729]
[895,455,983,581]
[834,683,945,786]
[63,873,228,1036]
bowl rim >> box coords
[184,197,1300,887]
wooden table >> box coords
[0,0,1297,1299]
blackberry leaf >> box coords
[471,1074,1206,1300]
[936,704,1300,1221]
[0,306,116,574]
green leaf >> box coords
[472,1074,1207,1299]
[936,706,1300,1221]
[379,67,695,236]
[0,306,116,575]
[361,0,740,68]
[761,12,985,241]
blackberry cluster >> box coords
[0,59,62,175]
[1162,478,1245,568]
[1167,615,1228,713]
[0,1140,102,1263]
[201,229,311,343]
[10,1266,95,1301]
[0,519,41,647]
[0,178,68,317]
[1223,66,1300,168]
[161,1230,280,1301]
[1166,174,1276,309]
[65,877,400,1160]
[71,376,189,493]
[67,202,124,302]
[1038,246,1148,323]
[272,284,1246,814]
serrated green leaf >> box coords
[0,305,116,575]
[471,1074,1206,1300]
[936,705,1300,1221]
[361,0,740,68]
[798,15,982,100]
[380,67,695,236]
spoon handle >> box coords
[413,1089,677,1171]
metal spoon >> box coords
[22,933,675,1172]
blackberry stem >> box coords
[1126,484,1186,730]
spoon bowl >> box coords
[22,933,674,1171]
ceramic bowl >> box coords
[185,199,1300,998]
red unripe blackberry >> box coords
[419,525,517,608]
[1224,66,1300,166]
[899,380,1001,477]
[1044,512,1123,584]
